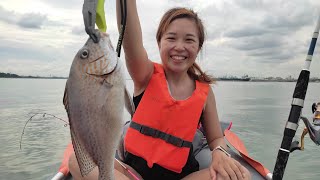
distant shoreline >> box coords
[0,76,67,79]
[1,72,319,82]
[0,72,67,79]
[1,77,320,82]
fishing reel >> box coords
[290,102,320,152]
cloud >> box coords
[0,41,55,62]
[225,27,270,38]
[0,5,66,29]
[71,25,86,35]
[41,0,82,9]
[0,5,18,25]
[232,35,283,51]
[17,13,48,29]
[0,5,47,29]
[199,0,320,70]
[0,37,86,77]
[262,12,314,30]
[1,0,320,78]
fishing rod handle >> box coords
[273,62,311,180]
[273,15,320,180]
[272,106,302,180]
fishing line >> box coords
[19,112,69,150]
[115,158,141,180]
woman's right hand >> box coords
[209,150,251,180]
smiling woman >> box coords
[155,7,214,85]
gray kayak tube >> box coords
[52,121,266,180]
[195,147,265,179]
[194,121,265,179]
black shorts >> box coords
[124,149,199,180]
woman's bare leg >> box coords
[69,153,140,180]
[182,167,251,180]
[181,168,211,180]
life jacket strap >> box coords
[130,121,192,148]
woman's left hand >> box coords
[209,150,251,180]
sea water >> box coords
[0,78,319,180]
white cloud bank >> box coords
[0,0,320,78]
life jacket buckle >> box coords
[139,126,156,137]
[165,135,184,147]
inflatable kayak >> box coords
[51,143,73,180]
[51,11,320,180]
[51,121,270,180]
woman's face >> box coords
[159,18,200,74]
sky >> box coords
[1,0,320,78]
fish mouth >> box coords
[85,56,118,77]
[89,54,104,63]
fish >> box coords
[63,32,134,180]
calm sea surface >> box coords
[0,78,319,180]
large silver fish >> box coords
[63,32,134,180]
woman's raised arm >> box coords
[116,0,153,93]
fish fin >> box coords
[116,134,125,161]
[124,87,135,117]
[70,128,97,176]
[117,121,131,161]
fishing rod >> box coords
[272,15,320,180]
[116,0,127,57]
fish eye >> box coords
[80,49,89,59]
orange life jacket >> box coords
[124,63,209,173]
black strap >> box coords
[116,0,127,57]
[312,103,317,113]
[130,121,192,148]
